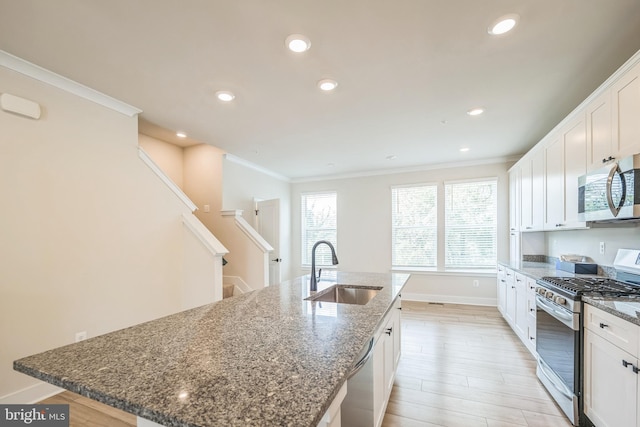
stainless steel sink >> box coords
[305,285,383,305]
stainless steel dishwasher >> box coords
[341,337,375,426]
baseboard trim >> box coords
[0,382,63,404]
[402,292,497,307]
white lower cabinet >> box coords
[583,304,640,427]
[497,265,507,315]
[342,296,401,427]
[496,266,536,357]
[373,297,401,427]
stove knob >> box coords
[536,288,546,295]
[545,291,554,299]
[554,296,567,305]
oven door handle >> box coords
[538,357,573,400]
[535,294,577,329]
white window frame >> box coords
[390,183,438,270]
[301,191,338,267]
[443,177,498,271]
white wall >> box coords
[0,64,216,401]
[138,134,184,188]
[544,225,640,266]
[222,157,292,281]
[291,162,511,305]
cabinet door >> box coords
[525,277,537,355]
[392,301,401,370]
[544,134,564,229]
[563,115,587,227]
[509,167,520,232]
[520,157,533,230]
[509,231,520,265]
[612,61,640,160]
[531,149,545,230]
[513,274,527,339]
[583,329,637,427]
[505,269,516,325]
[497,268,507,315]
[372,334,385,427]
[586,90,613,171]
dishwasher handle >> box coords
[348,338,374,379]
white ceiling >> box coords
[2,1,640,180]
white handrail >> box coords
[182,213,228,256]
[221,210,273,253]
[138,147,197,212]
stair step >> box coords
[223,283,234,299]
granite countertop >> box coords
[583,295,640,327]
[14,271,409,427]
[498,260,603,281]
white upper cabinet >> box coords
[544,132,564,229]
[544,114,587,230]
[612,60,640,161]
[509,167,520,232]
[586,90,613,171]
[563,115,588,228]
[520,148,544,232]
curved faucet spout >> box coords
[310,240,339,292]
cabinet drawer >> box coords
[584,304,640,357]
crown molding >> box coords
[0,50,141,117]
[223,154,290,182]
[291,156,520,183]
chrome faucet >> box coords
[310,240,339,292]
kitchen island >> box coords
[14,271,409,427]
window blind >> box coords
[444,179,497,269]
[301,192,337,266]
[391,185,437,268]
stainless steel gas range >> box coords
[535,249,640,427]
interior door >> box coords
[256,198,280,285]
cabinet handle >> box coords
[385,327,393,336]
[623,360,631,368]
[634,366,640,374]
[530,308,535,312]
[555,223,564,227]
[602,156,616,163]
[511,286,516,289]
[599,322,609,329]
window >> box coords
[391,185,437,268]
[301,192,337,266]
[444,179,497,269]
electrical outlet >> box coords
[472,279,480,287]
[75,331,87,342]
[599,242,605,255]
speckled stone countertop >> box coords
[14,271,409,427]
[498,260,603,281]
[583,295,640,327]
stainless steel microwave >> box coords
[578,154,640,222]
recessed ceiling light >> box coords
[176,131,187,138]
[327,162,335,168]
[318,79,338,91]
[460,147,470,152]
[215,91,235,102]
[467,107,484,116]
[488,14,519,35]
[386,155,397,160]
[285,34,311,53]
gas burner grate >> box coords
[540,276,640,296]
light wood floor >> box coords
[39,302,572,426]
[381,301,573,427]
